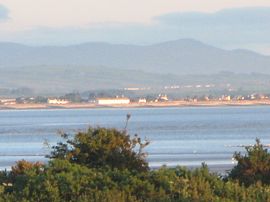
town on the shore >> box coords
[1,91,270,109]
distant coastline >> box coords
[1,100,270,110]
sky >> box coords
[0,0,270,54]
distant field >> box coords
[0,65,270,96]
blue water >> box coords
[0,106,269,170]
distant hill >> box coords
[1,39,270,95]
[0,65,182,95]
[1,39,270,74]
[0,64,270,96]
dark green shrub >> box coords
[229,139,270,186]
[50,127,149,172]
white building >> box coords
[155,94,169,102]
[0,98,16,105]
[47,99,69,104]
[219,95,231,101]
[96,98,130,105]
[138,98,147,103]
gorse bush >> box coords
[229,138,270,186]
[49,127,150,172]
[0,127,270,201]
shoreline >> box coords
[1,100,270,110]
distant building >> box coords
[155,94,169,102]
[257,94,268,100]
[220,95,231,101]
[124,88,140,91]
[138,98,147,103]
[0,98,16,105]
[249,94,256,100]
[47,99,69,104]
[199,96,209,101]
[235,96,245,100]
[96,97,130,105]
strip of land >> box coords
[1,100,270,110]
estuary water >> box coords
[0,106,270,171]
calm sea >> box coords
[0,106,269,171]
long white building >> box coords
[0,98,16,105]
[47,99,69,104]
[96,97,130,105]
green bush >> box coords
[49,127,149,172]
[229,139,270,186]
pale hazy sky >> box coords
[1,0,270,54]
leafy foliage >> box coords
[229,138,270,186]
[49,127,149,172]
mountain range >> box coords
[1,39,270,74]
[0,39,270,95]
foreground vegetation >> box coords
[0,127,270,201]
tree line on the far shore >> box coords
[0,121,270,201]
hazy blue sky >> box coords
[0,1,270,54]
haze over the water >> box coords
[0,0,270,54]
